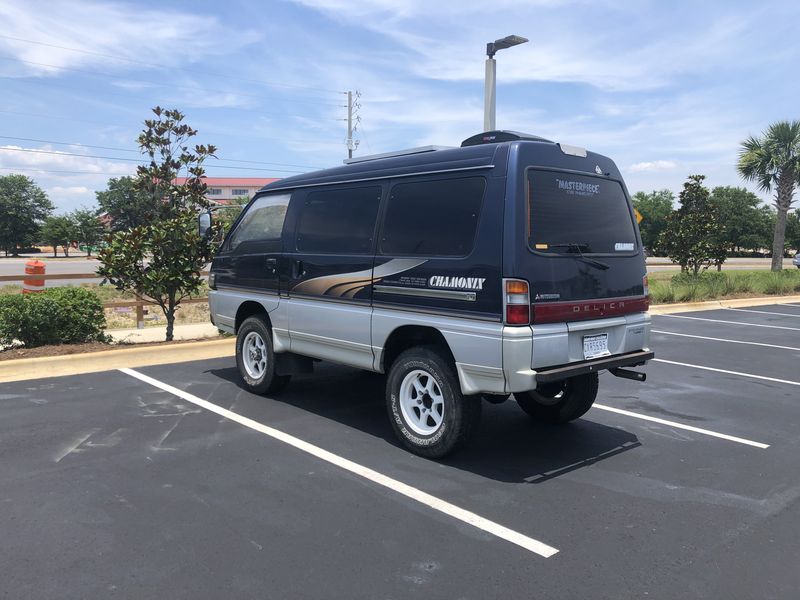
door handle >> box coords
[292,260,305,278]
[265,257,277,273]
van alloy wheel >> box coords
[399,369,445,436]
[235,315,291,395]
[242,331,268,379]
[386,347,481,458]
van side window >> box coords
[227,193,290,251]
[296,186,381,254]
[381,177,485,256]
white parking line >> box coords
[656,314,800,331]
[652,330,800,352]
[119,368,559,559]
[593,404,769,449]
[725,307,800,318]
[653,358,800,387]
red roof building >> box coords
[173,177,279,202]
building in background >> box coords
[174,177,280,203]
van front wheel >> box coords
[515,373,598,424]
[236,316,291,395]
[386,347,481,458]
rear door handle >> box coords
[293,260,305,278]
[265,257,277,274]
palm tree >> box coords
[737,121,800,271]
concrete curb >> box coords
[2,294,798,384]
[649,294,800,315]
[0,338,234,383]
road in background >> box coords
[0,255,794,288]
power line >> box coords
[0,75,344,113]
[0,135,323,169]
[0,34,345,95]
[0,110,344,146]
[0,55,345,107]
[0,147,308,173]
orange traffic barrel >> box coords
[22,260,45,294]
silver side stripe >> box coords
[373,285,476,301]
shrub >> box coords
[0,287,108,347]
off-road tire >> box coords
[386,346,481,458]
[515,372,599,424]
[236,315,291,395]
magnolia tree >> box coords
[98,107,219,341]
[660,175,727,274]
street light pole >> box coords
[483,35,528,132]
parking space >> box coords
[2,304,800,599]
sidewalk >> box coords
[107,322,222,343]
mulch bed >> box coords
[0,337,227,362]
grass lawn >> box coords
[648,269,800,303]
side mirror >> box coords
[198,212,212,238]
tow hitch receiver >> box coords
[609,367,646,382]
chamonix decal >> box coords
[428,276,486,291]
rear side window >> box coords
[528,170,637,254]
[381,177,485,256]
[227,193,289,251]
[296,186,381,254]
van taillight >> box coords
[643,274,649,298]
[504,279,530,325]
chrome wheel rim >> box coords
[242,331,267,380]
[399,369,445,436]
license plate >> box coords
[583,333,609,359]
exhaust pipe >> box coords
[609,367,646,382]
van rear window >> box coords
[527,170,637,254]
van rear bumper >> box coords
[534,350,654,384]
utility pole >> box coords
[345,90,360,159]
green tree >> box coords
[660,175,727,274]
[71,207,105,256]
[40,215,76,257]
[216,195,250,235]
[738,120,800,270]
[0,174,53,255]
[96,176,160,232]
[632,189,674,255]
[98,107,218,341]
[709,186,772,254]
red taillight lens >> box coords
[504,279,530,325]
[506,304,530,324]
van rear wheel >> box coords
[386,347,481,458]
[236,315,291,395]
[515,372,598,424]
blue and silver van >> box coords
[205,130,653,457]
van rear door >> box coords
[520,168,648,323]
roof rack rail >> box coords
[461,130,552,147]
[343,145,454,164]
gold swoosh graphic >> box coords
[292,259,427,297]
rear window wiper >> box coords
[545,243,610,270]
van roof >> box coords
[259,132,591,193]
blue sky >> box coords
[1,0,798,212]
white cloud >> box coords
[0,0,259,77]
[628,160,678,173]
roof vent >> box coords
[460,130,553,147]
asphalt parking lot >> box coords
[2,304,800,599]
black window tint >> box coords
[381,177,485,256]
[296,186,381,254]
[527,170,637,254]
[227,193,290,251]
